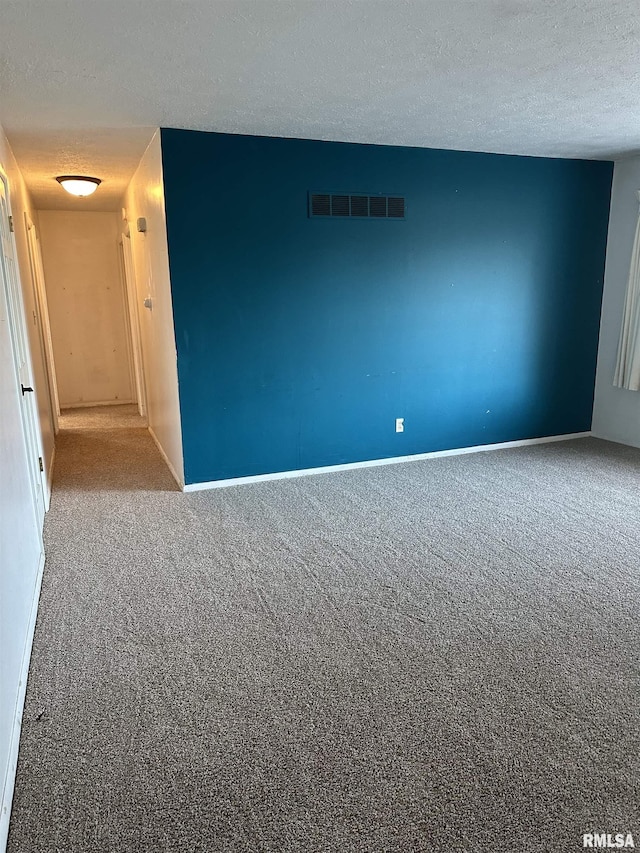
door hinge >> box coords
[8,215,14,233]
[38,456,43,473]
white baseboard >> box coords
[184,431,592,492]
[148,426,184,490]
[0,549,45,853]
[45,446,55,510]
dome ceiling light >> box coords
[56,176,101,197]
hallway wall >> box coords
[38,210,134,408]
[124,131,184,486]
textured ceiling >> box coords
[2,0,640,211]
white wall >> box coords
[0,122,45,852]
[38,210,135,408]
[124,131,184,485]
[592,157,640,447]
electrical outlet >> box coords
[395,417,404,433]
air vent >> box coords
[311,194,331,216]
[309,192,406,220]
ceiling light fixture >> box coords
[56,176,101,197]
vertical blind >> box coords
[614,191,640,391]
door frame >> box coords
[119,223,147,417]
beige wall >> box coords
[39,210,135,408]
[124,130,184,486]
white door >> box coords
[0,173,47,523]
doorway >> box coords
[36,210,147,434]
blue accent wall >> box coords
[160,129,613,485]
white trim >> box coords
[184,432,592,492]
[46,445,55,499]
[0,549,45,853]
[148,426,184,490]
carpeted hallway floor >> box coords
[7,430,640,852]
[57,403,147,431]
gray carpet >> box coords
[7,431,640,852]
[58,403,147,431]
